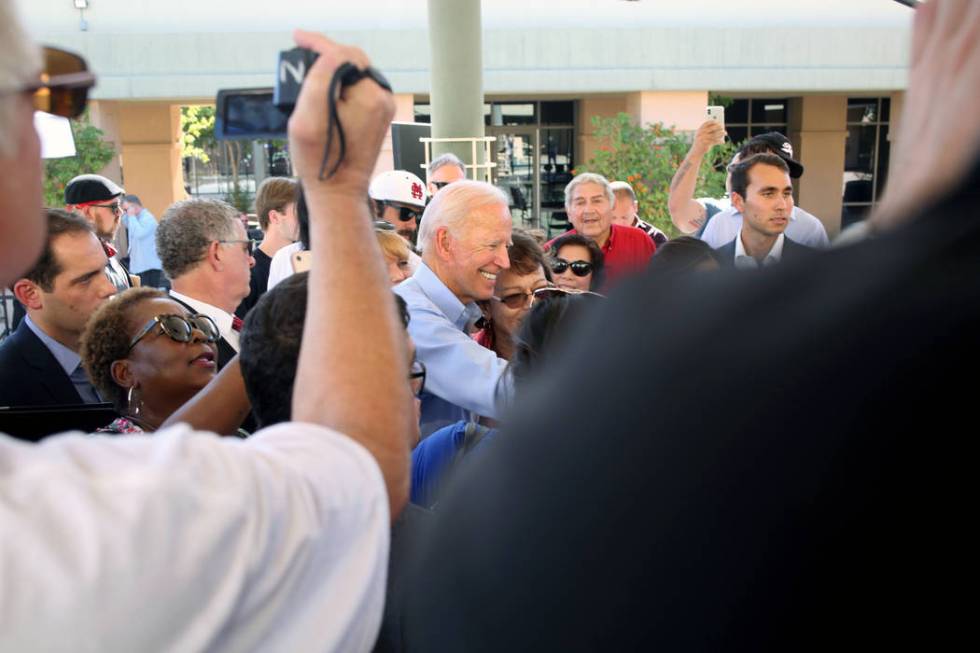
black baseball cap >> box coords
[742,132,805,178]
[64,174,124,205]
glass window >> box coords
[752,100,787,125]
[841,97,891,228]
[721,97,789,147]
[727,99,749,124]
[541,101,575,125]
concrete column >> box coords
[576,96,628,169]
[86,100,123,184]
[788,95,848,237]
[427,0,486,173]
[374,93,417,177]
[252,142,268,186]
[117,101,185,218]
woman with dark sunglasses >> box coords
[548,232,606,292]
[80,287,220,434]
[474,230,553,362]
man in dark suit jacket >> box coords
[155,198,255,371]
[0,211,116,407]
[713,153,814,269]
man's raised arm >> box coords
[287,32,412,516]
[668,120,726,234]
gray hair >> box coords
[428,153,466,177]
[157,198,239,279]
[0,1,42,157]
[417,180,509,254]
[564,173,615,210]
[609,181,637,203]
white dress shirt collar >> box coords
[734,228,785,270]
[168,290,239,351]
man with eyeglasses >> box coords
[427,153,467,197]
[1,4,413,649]
[64,173,134,291]
[369,169,428,246]
[155,198,255,368]
[0,210,116,407]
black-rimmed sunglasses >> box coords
[550,258,594,277]
[8,47,97,119]
[386,202,421,223]
[128,314,220,353]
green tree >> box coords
[181,105,216,163]
[42,114,116,208]
[576,113,735,237]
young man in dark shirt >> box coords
[235,177,299,318]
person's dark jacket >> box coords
[714,234,814,267]
[0,319,82,407]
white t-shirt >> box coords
[0,422,389,652]
[267,241,305,291]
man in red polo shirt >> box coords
[546,173,655,289]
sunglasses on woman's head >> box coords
[128,314,221,353]
[551,258,593,277]
[5,47,96,119]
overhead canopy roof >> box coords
[18,0,914,98]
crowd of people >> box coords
[1,0,979,649]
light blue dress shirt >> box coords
[394,262,511,437]
[24,316,101,404]
[124,208,163,274]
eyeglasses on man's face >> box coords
[91,202,122,216]
[409,359,426,398]
[0,47,96,119]
[217,239,256,256]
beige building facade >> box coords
[20,0,914,235]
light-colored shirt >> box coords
[267,241,304,291]
[733,228,785,270]
[169,290,239,352]
[23,315,100,404]
[700,205,830,250]
[123,208,163,274]
[394,262,510,436]
[0,421,389,652]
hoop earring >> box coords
[126,383,143,420]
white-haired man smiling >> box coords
[395,180,513,435]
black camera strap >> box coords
[318,62,393,181]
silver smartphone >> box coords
[707,106,725,130]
